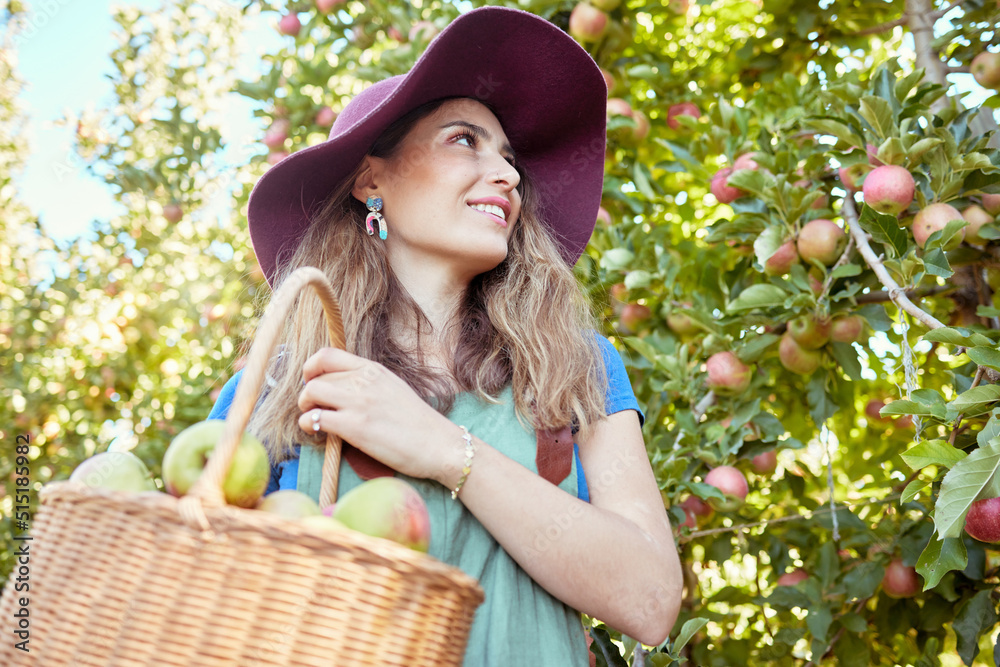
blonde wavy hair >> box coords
[245,99,609,462]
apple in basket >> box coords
[162,420,270,508]
[332,478,431,552]
[69,451,158,492]
[257,489,322,518]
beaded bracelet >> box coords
[450,425,475,500]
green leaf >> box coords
[902,478,930,503]
[624,270,652,290]
[907,137,943,163]
[921,247,952,278]
[923,327,995,347]
[901,440,967,470]
[839,613,868,634]
[807,606,832,642]
[881,400,946,420]
[844,561,884,599]
[859,303,893,332]
[833,631,871,667]
[978,415,1000,449]
[912,388,946,407]
[954,589,999,666]
[858,96,896,138]
[808,118,862,146]
[916,537,967,590]
[672,617,708,654]
[830,263,862,280]
[754,226,786,267]
[726,169,771,200]
[949,385,1000,416]
[857,204,908,257]
[829,342,862,381]
[600,248,635,271]
[632,161,657,200]
[807,373,838,424]
[968,347,1000,371]
[727,284,789,311]
[934,440,1000,539]
[738,333,780,363]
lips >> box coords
[468,196,511,226]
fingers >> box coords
[302,347,368,383]
[297,407,344,436]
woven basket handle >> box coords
[189,267,347,509]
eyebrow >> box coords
[440,120,516,161]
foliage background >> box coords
[2,0,1000,664]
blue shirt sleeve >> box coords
[575,333,644,502]
[206,369,282,496]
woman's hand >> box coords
[296,347,459,482]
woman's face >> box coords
[359,98,522,284]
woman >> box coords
[209,6,682,664]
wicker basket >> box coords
[0,267,485,666]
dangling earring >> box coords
[365,196,387,240]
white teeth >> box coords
[471,203,505,220]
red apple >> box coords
[764,240,800,276]
[882,558,920,598]
[795,179,829,210]
[628,110,650,144]
[668,0,690,14]
[711,168,742,204]
[606,97,633,119]
[962,205,994,245]
[807,270,824,295]
[332,477,431,552]
[788,315,831,350]
[163,202,183,224]
[278,13,301,37]
[982,194,1000,216]
[600,68,616,95]
[620,303,652,332]
[315,106,336,128]
[830,314,864,344]
[965,497,1000,543]
[862,165,915,216]
[408,20,438,43]
[865,399,891,426]
[971,52,1000,89]
[866,143,883,167]
[797,219,847,266]
[666,102,700,130]
[779,332,822,375]
[263,118,290,150]
[568,3,609,42]
[912,202,965,249]
[705,351,752,395]
[776,568,808,586]
[666,304,697,336]
[751,450,777,474]
[266,150,289,166]
[69,451,157,492]
[596,206,612,226]
[704,465,749,511]
[733,153,760,172]
[610,282,628,304]
[387,26,404,42]
[257,490,322,518]
[316,0,343,13]
[838,163,868,191]
[162,420,270,508]
[678,495,713,529]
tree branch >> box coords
[841,196,946,330]
[854,285,955,303]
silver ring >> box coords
[312,409,322,432]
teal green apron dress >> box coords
[296,386,590,666]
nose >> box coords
[488,155,520,192]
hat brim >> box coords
[247,6,607,285]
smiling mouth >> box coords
[469,203,508,226]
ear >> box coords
[351,156,383,205]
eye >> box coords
[454,131,478,147]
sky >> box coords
[13,0,279,242]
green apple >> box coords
[256,490,321,518]
[162,420,270,508]
[332,477,431,552]
[70,451,157,492]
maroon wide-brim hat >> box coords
[247,6,607,286]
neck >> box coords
[389,257,469,358]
